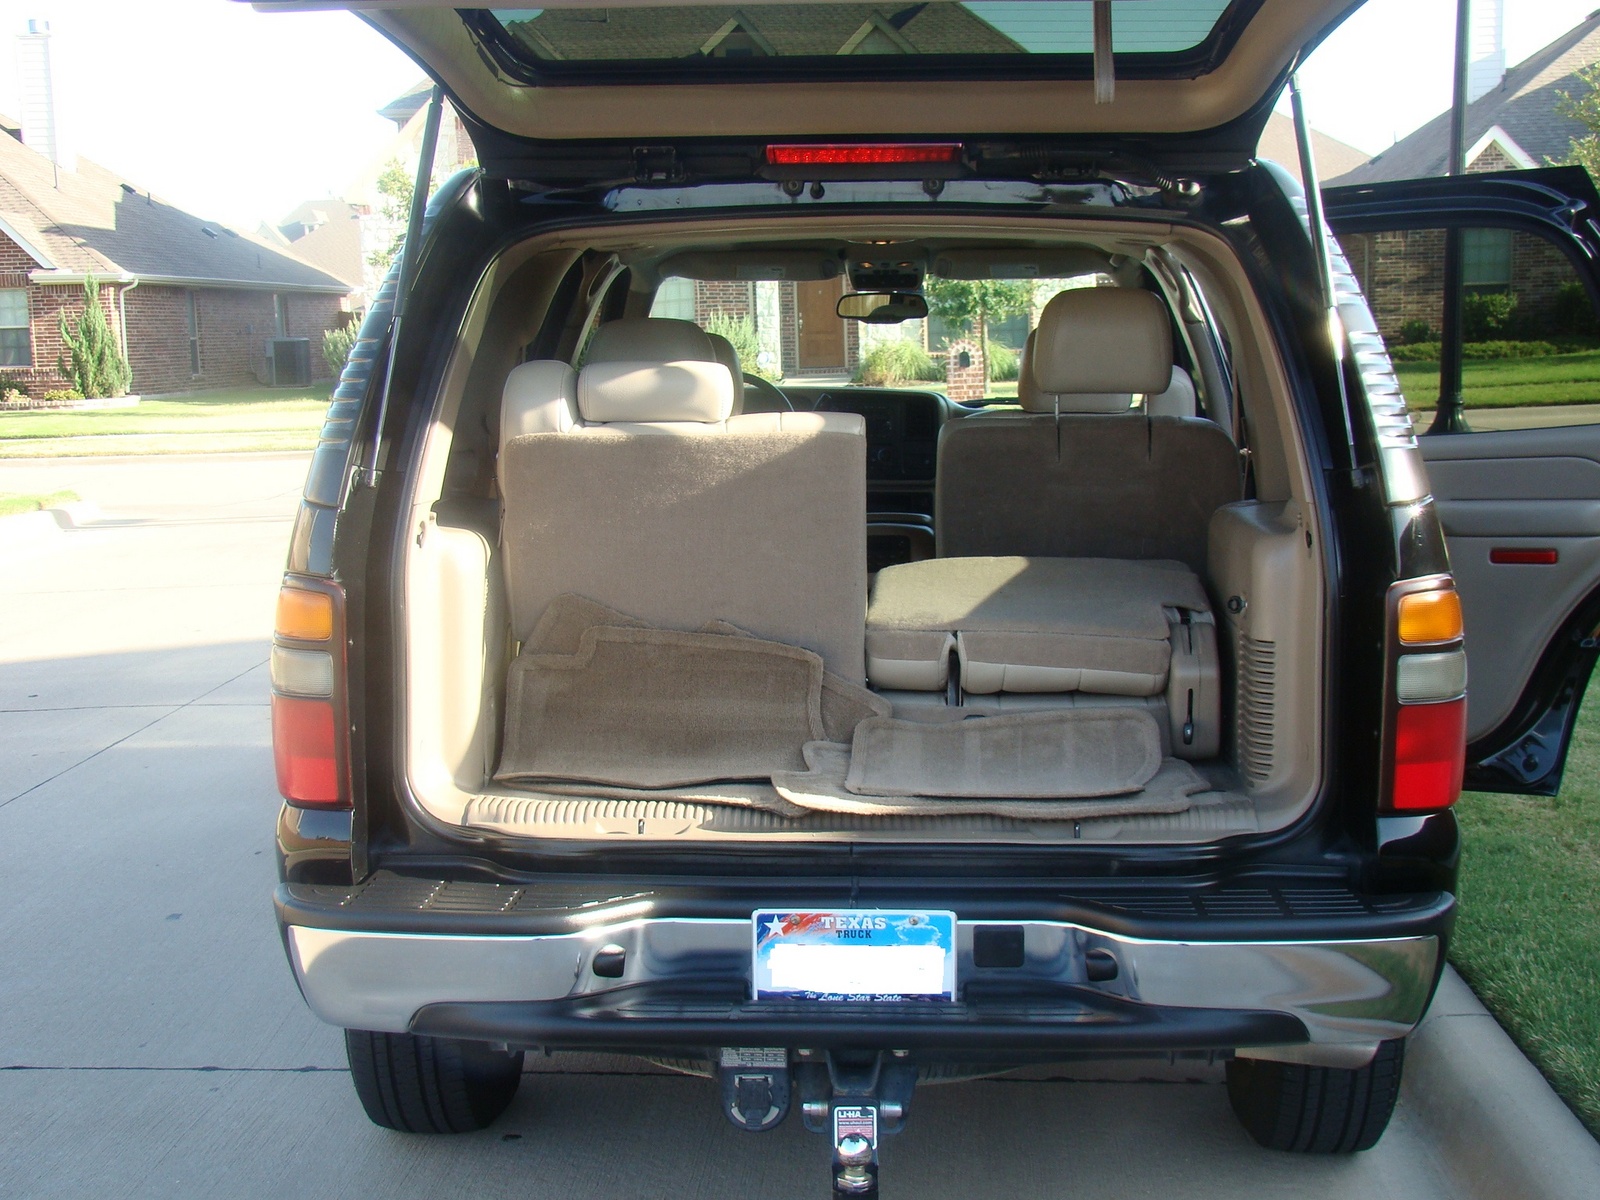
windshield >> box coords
[476,2,1250,81]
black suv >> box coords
[264,1,1600,1189]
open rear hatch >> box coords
[254,0,1365,183]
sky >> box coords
[0,0,1593,233]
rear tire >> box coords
[345,1029,524,1133]
[1225,1039,1404,1153]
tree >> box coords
[57,275,132,398]
[367,160,414,273]
[922,278,1035,351]
[1554,63,1600,177]
[366,155,478,274]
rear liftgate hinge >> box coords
[633,146,684,185]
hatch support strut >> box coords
[361,84,444,488]
[1288,70,1360,480]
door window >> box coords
[1340,225,1600,433]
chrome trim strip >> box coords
[287,918,1439,1048]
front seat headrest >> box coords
[703,331,746,416]
[587,317,716,365]
[1032,288,1173,403]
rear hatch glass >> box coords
[477,2,1243,82]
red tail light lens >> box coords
[272,694,343,806]
[765,143,962,166]
[1390,697,1466,812]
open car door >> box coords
[1327,167,1600,794]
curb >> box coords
[1404,966,1600,1199]
[0,501,102,548]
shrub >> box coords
[1398,319,1434,345]
[1551,280,1600,336]
[0,372,29,399]
[57,275,132,398]
[0,387,27,408]
[853,339,943,386]
[323,325,358,377]
[1462,290,1518,342]
[1385,337,1600,362]
[985,340,1019,382]
[41,388,84,403]
[704,311,780,382]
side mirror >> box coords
[836,291,929,324]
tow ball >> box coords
[717,1048,917,1199]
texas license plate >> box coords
[752,910,957,1002]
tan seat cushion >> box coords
[866,556,1210,695]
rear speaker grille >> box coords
[1236,634,1277,784]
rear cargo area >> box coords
[396,214,1327,845]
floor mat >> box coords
[844,708,1161,799]
[774,742,1209,821]
[496,624,825,788]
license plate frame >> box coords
[751,909,958,1002]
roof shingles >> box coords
[1330,14,1600,186]
[0,131,347,292]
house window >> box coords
[0,288,30,366]
[186,290,200,376]
[273,294,287,338]
[1462,228,1513,289]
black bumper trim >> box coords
[409,979,1309,1053]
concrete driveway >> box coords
[0,454,1466,1199]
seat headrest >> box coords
[1015,329,1041,411]
[587,317,716,365]
[577,360,734,424]
[1145,366,1196,418]
[1032,288,1173,402]
[704,331,746,416]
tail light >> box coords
[271,580,349,808]
[1381,578,1466,813]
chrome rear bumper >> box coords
[285,914,1439,1065]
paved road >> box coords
[0,454,1463,1199]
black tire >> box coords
[345,1029,524,1133]
[1225,1039,1404,1153]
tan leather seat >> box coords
[585,316,745,414]
[863,553,1220,757]
[936,288,1239,575]
[497,319,868,681]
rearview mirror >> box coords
[836,291,929,324]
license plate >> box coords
[752,909,957,1002]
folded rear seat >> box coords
[866,555,1220,759]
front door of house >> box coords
[797,278,846,371]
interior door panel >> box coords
[1421,429,1600,741]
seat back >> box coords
[498,320,868,681]
[936,289,1239,574]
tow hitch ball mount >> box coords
[718,1048,917,1199]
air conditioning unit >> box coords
[266,337,312,387]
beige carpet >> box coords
[844,708,1161,799]
[497,595,888,789]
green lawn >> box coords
[0,385,332,457]
[1452,674,1600,1137]
[0,489,76,517]
[1397,350,1600,411]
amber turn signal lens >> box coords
[276,586,334,641]
[1398,589,1462,645]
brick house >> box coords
[1328,9,1600,346]
[0,118,349,396]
